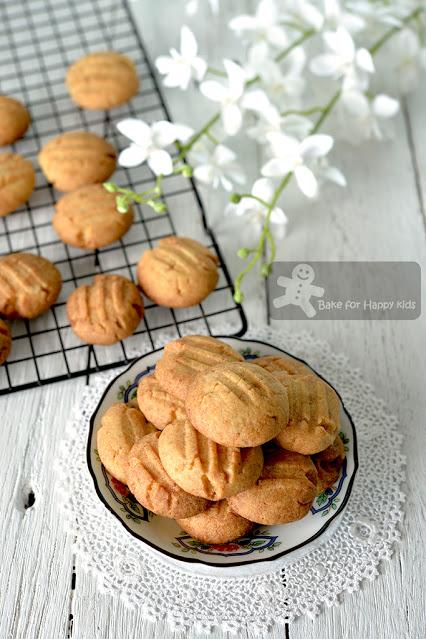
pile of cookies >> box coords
[0,51,219,365]
[97,335,346,544]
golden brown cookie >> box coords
[97,402,157,484]
[137,236,219,308]
[0,152,35,217]
[137,373,186,430]
[252,354,314,378]
[53,184,133,249]
[186,361,289,447]
[177,499,253,544]
[274,375,340,455]
[158,420,263,500]
[0,96,30,145]
[67,274,144,345]
[229,448,318,525]
[312,435,345,495]
[155,334,243,401]
[38,131,117,192]
[0,253,62,318]
[0,318,11,365]
[126,431,209,518]
[66,51,139,110]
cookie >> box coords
[186,361,289,447]
[66,51,139,110]
[274,375,340,455]
[0,152,35,216]
[126,431,209,518]
[38,131,117,192]
[312,435,345,495]
[137,373,186,430]
[155,334,243,401]
[0,253,62,318]
[137,236,219,308]
[53,184,133,249]
[0,319,11,365]
[158,420,263,500]
[67,274,144,345]
[0,96,30,145]
[176,499,253,545]
[229,448,318,525]
[97,402,157,484]
[252,354,314,378]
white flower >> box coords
[232,178,288,237]
[200,60,248,136]
[245,42,306,105]
[156,26,207,90]
[192,144,245,191]
[186,0,219,16]
[229,0,288,49]
[116,119,192,175]
[387,29,426,94]
[346,1,414,28]
[340,92,400,141]
[323,0,365,33]
[310,27,374,92]
[262,133,334,197]
[281,0,324,31]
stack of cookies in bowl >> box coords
[97,335,346,545]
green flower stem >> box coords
[207,66,227,77]
[234,193,272,208]
[281,105,326,117]
[233,6,424,302]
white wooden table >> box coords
[1,2,425,638]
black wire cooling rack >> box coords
[0,0,247,395]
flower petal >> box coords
[341,89,369,118]
[261,158,289,178]
[147,149,174,176]
[214,144,237,166]
[223,59,246,99]
[310,53,342,77]
[192,56,208,81]
[222,103,243,136]
[163,66,192,90]
[151,121,179,147]
[322,166,347,186]
[355,48,374,73]
[252,177,275,202]
[193,163,216,185]
[267,25,288,48]
[298,1,324,30]
[294,165,318,198]
[266,132,300,160]
[116,118,151,145]
[181,25,198,58]
[173,124,194,141]
[156,56,174,75]
[270,206,288,225]
[241,89,271,112]
[372,94,399,118]
[118,144,148,168]
[200,80,228,102]
[324,27,355,60]
[229,15,257,32]
[300,134,334,160]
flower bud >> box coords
[103,182,118,193]
[230,193,242,204]
[233,290,244,304]
[237,248,249,259]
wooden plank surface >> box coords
[0,1,425,638]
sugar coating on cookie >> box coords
[97,402,157,484]
[252,354,314,378]
[137,236,219,308]
[228,448,318,525]
[0,152,35,217]
[312,435,345,495]
[158,420,264,500]
[66,51,139,110]
[126,431,209,519]
[38,131,117,192]
[0,318,11,365]
[0,252,62,319]
[67,274,144,345]
[53,184,133,249]
[137,373,186,430]
[274,374,340,455]
[0,96,30,145]
[155,334,244,401]
[177,499,253,544]
[186,361,289,447]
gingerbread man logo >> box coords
[273,263,324,318]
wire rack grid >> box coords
[0,0,247,395]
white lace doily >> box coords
[55,325,405,635]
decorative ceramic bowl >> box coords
[88,337,358,576]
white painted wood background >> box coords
[1,1,425,638]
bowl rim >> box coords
[87,335,359,568]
